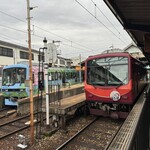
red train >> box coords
[84,52,147,119]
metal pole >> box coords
[43,38,49,126]
[27,0,34,145]
[79,54,82,83]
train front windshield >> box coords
[87,56,128,86]
[2,68,26,86]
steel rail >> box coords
[0,125,29,140]
[56,117,98,150]
[0,112,48,140]
[0,114,29,127]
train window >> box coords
[2,67,26,85]
[76,72,79,78]
[51,72,55,81]
[67,72,70,79]
[18,68,26,83]
[68,72,70,79]
[138,65,147,81]
[0,67,3,77]
[52,72,55,80]
[65,72,68,79]
[58,72,61,80]
[48,73,52,81]
[87,56,128,86]
[62,72,66,83]
[55,71,58,80]
[68,72,70,80]
[70,72,73,79]
[73,72,75,79]
[72,72,74,78]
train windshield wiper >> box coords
[108,81,123,86]
[90,82,105,86]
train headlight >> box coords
[110,91,120,101]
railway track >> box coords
[56,117,123,150]
[0,111,50,141]
[0,114,30,140]
[0,107,16,119]
[0,107,10,112]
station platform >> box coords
[17,83,84,115]
[49,93,85,115]
[105,84,150,149]
[48,93,86,129]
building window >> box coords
[67,61,71,67]
[60,59,65,65]
[0,47,13,57]
[20,51,34,60]
[32,53,34,60]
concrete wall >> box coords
[17,85,84,115]
[0,95,4,108]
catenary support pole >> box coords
[26,0,34,145]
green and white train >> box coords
[1,63,83,106]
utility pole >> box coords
[26,0,34,145]
[79,54,82,83]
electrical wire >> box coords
[75,0,127,45]
[0,10,95,53]
[0,3,130,57]
[0,22,94,56]
[90,0,128,43]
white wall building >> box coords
[100,43,146,61]
[0,40,73,67]
[71,56,87,67]
[123,42,145,59]
[0,40,39,66]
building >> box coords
[123,42,148,64]
[0,40,73,67]
[0,40,39,66]
[100,43,148,64]
[101,48,123,54]
[123,42,145,58]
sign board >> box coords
[46,43,57,66]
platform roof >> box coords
[104,0,150,63]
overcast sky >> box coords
[0,0,132,59]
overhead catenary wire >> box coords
[0,23,97,57]
[0,3,130,57]
[0,23,122,58]
[0,10,95,54]
[75,0,127,45]
[0,5,127,45]
[0,22,95,55]
[90,0,128,43]
[0,33,28,47]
